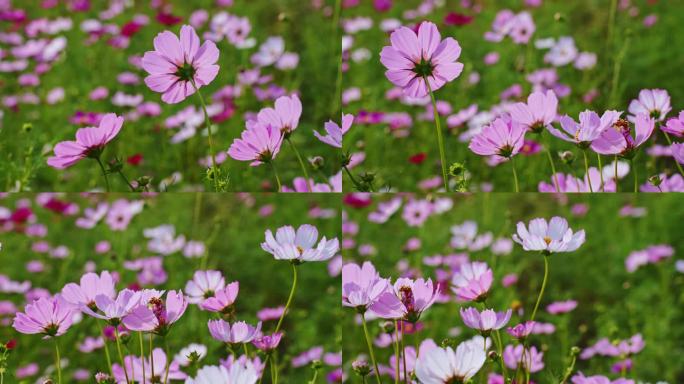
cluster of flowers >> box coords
[7,220,340,383]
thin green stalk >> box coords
[560,351,578,384]
[269,160,282,192]
[597,153,605,192]
[54,339,62,384]
[287,137,314,192]
[530,254,549,324]
[361,314,382,384]
[510,156,520,192]
[494,330,509,381]
[631,159,638,194]
[309,368,319,384]
[583,150,593,192]
[545,146,560,193]
[117,169,135,191]
[274,263,298,334]
[114,327,131,384]
[394,320,400,384]
[95,156,110,192]
[139,332,146,384]
[663,132,684,177]
[424,76,449,191]
[257,354,271,384]
[343,165,366,191]
[163,337,170,384]
[97,321,114,376]
[149,334,155,383]
[191,80,219,192]
[609,36,630,108]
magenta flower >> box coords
[342,261,390,311]
[591,114,655,158]
[512,216,585,254]
[628,88,671,122]
[261,224,339,262]
[227,122,283,166]
[506,321,536,339]
[81,289,142,324]
[61,271,116,309]
[503,345,544,373]
[662,111,684,137]
[370,277,438,322]
[13,295,74,338]
[47,113,124,169]
[315,113,353,148]
[252,332,283,352]
[509,90,558,133]
[550,110,621,147]
[255,94,302,136]
[460,307,512,333]
[207,319,262,344]
[469,117,526,158]
[450,262,493,302]
[379,21,464,98]
[201,282,239,313]
[546,299,578,314]
[142,25,219,104]
[123,290,187,335]
[184,270,226,304]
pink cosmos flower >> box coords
[503,345,544,373]
[61,271,116,308]
[546,299,577,314]
[370,277,438,322]
[13,295,74,338]
[379,21,464,98]
[342,261,390,311]
[227,121,283,166]
[512,216,585,253]
[186,363,259,384]
[591,114,655,158]
[184,270,226,304]
[81,289,142,323]
[252,332,283,352]
[207,319,262,344]
[142,25,219,104]
[662,111,684,137]
[460,307,512,333]
[627,89,671,122]
[123,290,187,335]
[414,340,486,384]
[509,90,558,133]
[507,321,536,339]
[570,373,635,384]
[451,261,493,302]
[201,282,239,313]
[315,113,353,148]
[255,94,302,136]
[47,113,124,169]
[469,117,526,158]
[261,224,339,262]
[550,110,621,146]
[671,143,684,165]
[113,348,187,383]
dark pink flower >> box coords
[47,113,123,169]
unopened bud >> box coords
[559,151,575,165]
[352,360,370,376]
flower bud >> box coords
[352,360,370,376]
[559,150,575,165]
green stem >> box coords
[510,156,520,192]
[309,368,319,384]
[269,160,282,192]
[663,132,684,177]
[545,145,560,193]
[343,165,366,191]
[274,263,298,334]
[494,330,509,381]
[191,80,219,192]
[424,76,449,191]
[401,325,407,384]
[583,150,593,192]
[631,159,638,194]
[97,322,114,376]
[361,314,382,384]
[258,354,271,384]
[95,156,110,192]
[163,337,170,384]
[287,137,314,192]
[139,332,146,384]
[149,334,155,384]
[560,350,578,384]
[394,320,400,384]
[530,254,549,324]
[115,327,131,384]
[597,153,605,192]
[609,35,630,108]
[117,169,135,192]
[54,339,62,384]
